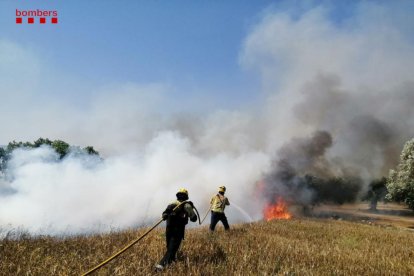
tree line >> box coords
[0,137,100,173]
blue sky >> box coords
[1,1,280,109]
[0,0,383,110]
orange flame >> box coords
[264,197,292,221]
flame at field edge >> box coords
[263,197,292,221]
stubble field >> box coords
[2,216,414,275]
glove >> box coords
[190,215,197,222]
[162,213,168,221]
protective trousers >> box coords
[209,211,230,231]
[159,228,183,266]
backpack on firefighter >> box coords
[163,200,190,228]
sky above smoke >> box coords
[1,1,414,235]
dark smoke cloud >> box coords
[294,74,414,178]
[243,4,414,210]
[276,130,333,176]
[260,74,414,207]
[260,130,362,206]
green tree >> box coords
[6,140,24,152]
[33,138,52,147]
[386,138,414,210]
[51,140,70,159]
[83,146,99,156]
[0,147,6,172]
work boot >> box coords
[154,264,164,272]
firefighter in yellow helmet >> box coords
[209,186,230,231]
[155,188,197,271]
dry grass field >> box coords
[311,202,414,229]
[2,215,414,276]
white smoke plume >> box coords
[1,2,414,235]
[0,135,268,235]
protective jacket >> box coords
[162,200,197,239]
[210,194,230,213]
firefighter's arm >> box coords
[162,204,173,220]
[184,202,197,222]
[162,207,170,220]
[225,197,230,206]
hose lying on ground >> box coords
[81,201,202,275]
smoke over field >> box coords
[1,2,414,235]
[242,3,414,209]
[0,136,268,235]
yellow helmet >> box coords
[218,186,226,193]
[176,188,189,200]
[177,188,188,195]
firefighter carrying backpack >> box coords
[164,201,189,227]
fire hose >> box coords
[200,205,212,224]
[81,201,202,276]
